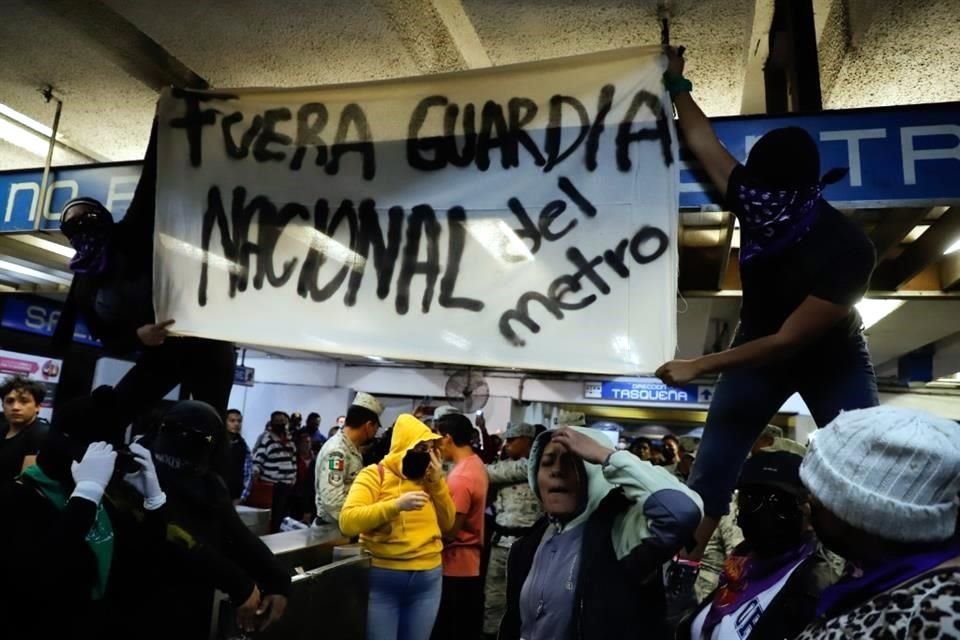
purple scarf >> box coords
[703,537,817,634]
[69,232,110,275]
[735,182,823,265]
[815,538,960,618]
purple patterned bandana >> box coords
[735,182,823,264]
[69,232,110,275]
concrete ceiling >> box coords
[1,0,959,381]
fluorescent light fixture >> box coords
[465,219,534,265]
[0,103,56,138]
[856,298,905,329]
[0,258,72,285]
[11,234,75,258]
[945,237,960,256]
[364,355,387,362]
[0,116,49,157]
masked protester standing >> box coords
[146,401,290,637]
[499,427,703,640]
[315,393,384,527]
[679,452,838,639]
[53,122,236,437]
[482,423,542,638]
[655,46,879,565]
[795,407,960,639]
[252,411,298,533]
[340,415,456,640]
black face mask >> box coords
[402,450,431,480]
[737,489,804,555]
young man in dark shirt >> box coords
[0,375,49,480]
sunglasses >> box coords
[738,489,799,514]
[61,210,110,240]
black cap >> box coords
[737,451,804,495]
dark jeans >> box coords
[270,482,294,533]
[689,332,879,518]
[432,575,483,640]
[113,337,236,431]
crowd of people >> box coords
[1,44,959,640]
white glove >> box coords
[123,442,166,510]
[70,442,117,506]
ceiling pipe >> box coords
[33,85,62,232]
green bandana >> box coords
[21,465,114,599]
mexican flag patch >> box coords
[328,455,345,471]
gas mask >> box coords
[61,198,114,275]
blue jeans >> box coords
[689,332,879,518]
[367,566,443,640]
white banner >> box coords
[155,46,678,374]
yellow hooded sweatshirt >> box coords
[339,414,456,571]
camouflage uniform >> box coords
[483,455,543,634]
[695,498,744,602]
[314,431,364,526]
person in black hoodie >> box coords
[0,392,170,638]
[499,427,703,640]
[143,400,291,636]
[677,451,838,640]
[53,121,235,435]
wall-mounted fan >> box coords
[444,369,490,414]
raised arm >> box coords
[665,46,738,198]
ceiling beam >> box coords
[740,0,776,114]
[866,207,933,261]
[28,0,208,91]
[872,206,960,290]
[429,0,492,69]
[373,0,490,74]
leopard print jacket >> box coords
[795,567,960,639]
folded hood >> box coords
[382,414,441,477]
[528,427,617,531]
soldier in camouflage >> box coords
[314,392,384,527]
[483,422,542,636]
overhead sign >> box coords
[153,47,679,374]
[683,101,960,209]
[0,162,140,233]
[1,295,101,347]
[584,379,715,406]
[3,101,958,235]
[0,348,62,421]
[234,365,255,386]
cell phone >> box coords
[476,410,483,417]
[115,448,141,475]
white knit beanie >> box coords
[800,406,960,543]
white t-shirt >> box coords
[690,556,807,640]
